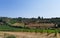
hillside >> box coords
[0,17,60,28]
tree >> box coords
[17,17,22,22]
[31,18,36,23]
[38,16,40,19]
[41,17,43,20]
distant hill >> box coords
[0,17,60,29]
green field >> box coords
[0,25,60,33]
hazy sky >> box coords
[0,0,60,18]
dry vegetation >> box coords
[26,23,55,28]
[12,23,24,26]
[0,32,60,38]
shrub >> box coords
[5,35,16,38]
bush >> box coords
[5,35,16,38]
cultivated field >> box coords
[0,32,60,38]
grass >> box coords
[0,25,59,33]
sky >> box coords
[0,0,60,18]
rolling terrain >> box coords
[0,17,60,38]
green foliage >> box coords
[38,16,40,19]
[0,24,59,33]
[5,35,16,38]
[9,20,17,24]
[0,17,60,33]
